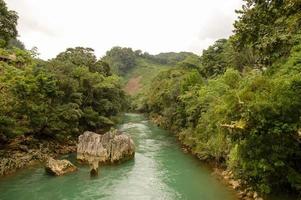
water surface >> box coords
[0,113,239,200]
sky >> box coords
[6,0,243,60]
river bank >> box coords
[149,114,264,200]
[0,135,76,176]
[180,143,264,200]
[0,113,295,200]
[0,113,239,200]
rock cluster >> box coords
[0,149,48,176]
[0,135,76,176]
[214,169,264,200]
[45,157,77,176]
[77,129,135,174]
[0,130,135,177]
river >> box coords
[0,113,245,200]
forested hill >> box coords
[101,47,201,95]
[135,0,301,196]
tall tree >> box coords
[0,0,18,46]
[102,47,137,74]
[232,0,301,66]
[55,47,97,68]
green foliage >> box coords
[48,47,127,134]
[145,60,301,193]
[144,67,203,130]
[200,39,232,77]
[232,0,301,66]
[142,1,301,195]
[1,0,301,196]
[177,54,202,70]
[0,0,18,46]
[122,56,174,95]
[148,52,198,65]
[0,47,127,139]
[7,39,25,50]
[115,48,201,97]
[102,47,137,75]
[55,47,96,69]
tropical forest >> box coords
[0,0,301,200]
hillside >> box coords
[122,57,173,95]
[102,48,201,95]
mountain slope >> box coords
[101,47,202,96]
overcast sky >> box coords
[6,0,243,59]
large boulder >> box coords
[77,129,135,168]
[45,157,77,176]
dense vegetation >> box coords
[103,46,199,96]
[103,47,199,76]
[137,0,301,195]
[1,0,301,197]
[0,0,127,141]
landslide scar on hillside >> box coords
[124,76,142,95]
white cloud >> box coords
[6,0,243,59]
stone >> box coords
[246,191,253,198]
[222,170,228,176]
[229,179,241,190]
[90,161,99,176]
[45,157,77,176]
[238,191,246,198]
[19,145,29,152]
[182,147,188,153]
[77,129,135,174]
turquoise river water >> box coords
[0,113,294,200]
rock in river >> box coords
[77,129,135,174]
[45,157,77,176]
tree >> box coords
[102,47,137,74]
[0,0,18,46]
[141,1,301,194]
[7,38,25,50]
[0,45,127,139]
[89,60,111,76]
[232,0,301,66]
[55,47,97,69]
[49,47,127,133]
[200,39,231,77]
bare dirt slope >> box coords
[123,76,142,95]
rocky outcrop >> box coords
[45,157,77,176]
[0,135,77,176]
[0,150,47,176]
[77,129,135,174]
